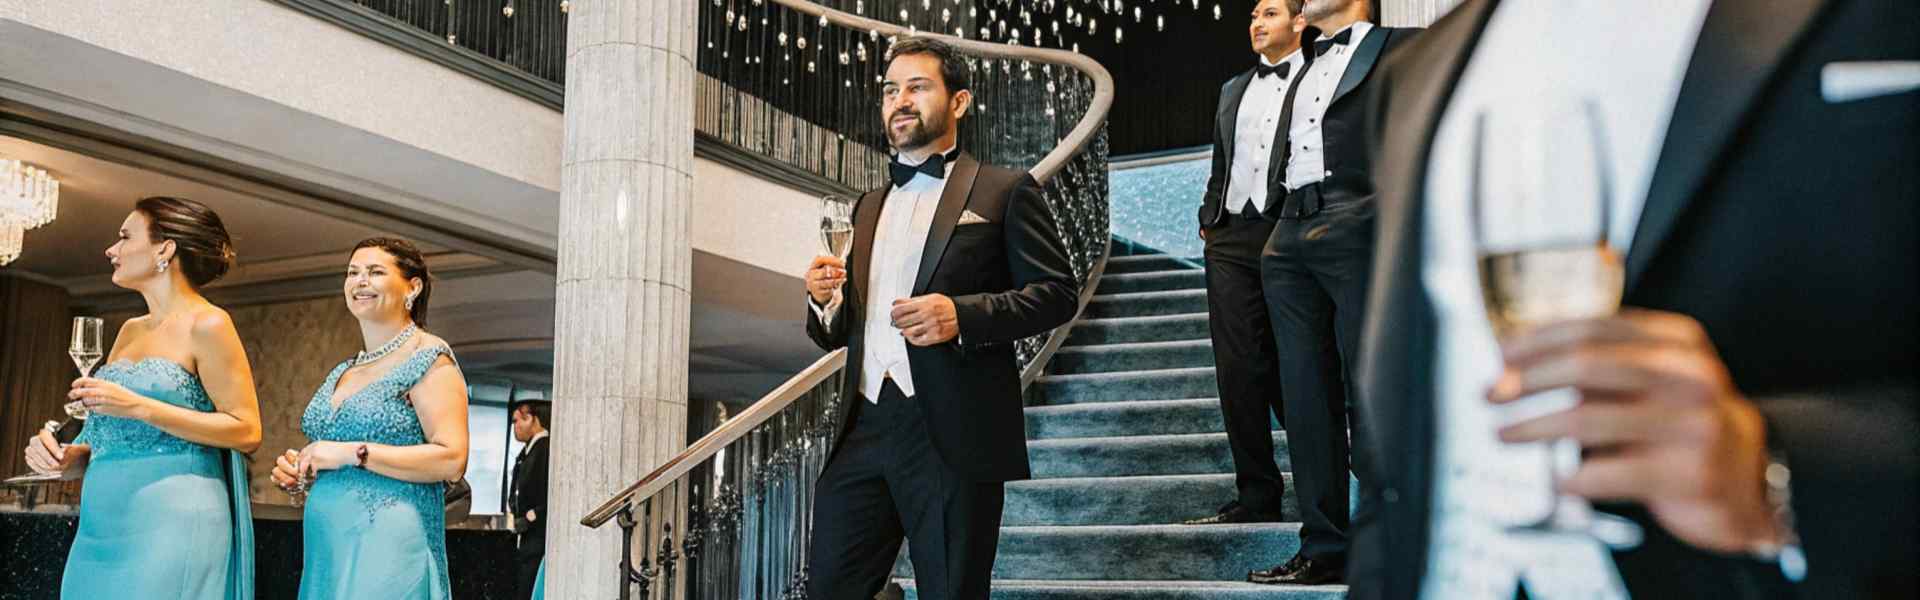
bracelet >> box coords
[355,443,370,468]
[1750,420,1806,583]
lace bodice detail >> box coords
[74,358,217,460]
[298,345,454,529]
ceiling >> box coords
[0,135,435,280]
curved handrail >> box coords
[582,0,1114,529]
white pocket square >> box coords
[1821,61,1920,103]
[957,210,993,225]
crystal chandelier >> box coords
[1,159,60,266]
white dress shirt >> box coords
[1226,51,1308,215]
[1284,21,1374,190]
[813,146,956,402]
[1416,2,1714,599]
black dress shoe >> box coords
[1248,553,1345,585]
[1180,504,1283,525]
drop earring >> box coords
[157,259,170,274]
[405,294,416,311]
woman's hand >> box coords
[270,449,307,492]
[22,429,87,479]
[69,377,158,421]
[295,441,359,476]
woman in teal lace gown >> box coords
[271,238,469,599]
[22,197,263,600]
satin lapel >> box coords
[911,153,980,296]
[1625,0,1830,291]
[1220,70,1255,161]
[1331,26,1392,106]
[850,187,887,311]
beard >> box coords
[886,107,951,152]
[1302,0,1353,22]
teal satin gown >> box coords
[65,358,255,600]
[296,345,454,599]
[531,561,546,600]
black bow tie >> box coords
[1254,61,1292,80]
[888,150,957,188]
[1312,27,1354,56]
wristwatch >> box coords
[1751,419,1806,583]
[355,443,370,468]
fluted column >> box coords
[547,0,697,598]
[1380,0,1464,27]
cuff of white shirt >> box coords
[808,291,842,328]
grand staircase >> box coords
[896,246,1348,599]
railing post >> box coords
[616,504,637,600]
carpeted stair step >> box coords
[1028,432,1288,479]
[1034,367,1217,404]
[1025,398,1237,439]
[1104,254,1201,274]
[1085,289,1209,319]
[1003,473,1298,526]
[1050,339,1214,374]
[1064,314,1211,346]
[895,523,1305,582]
[1098,269,1207,294]
[900,580,1347,600]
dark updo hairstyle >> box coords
[350,237,433,326]
[134,196,237,289]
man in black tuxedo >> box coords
[1354,1,1917,598]
[800,37,1080,600]
[1185,0,1308,529]
[1249,0,1417,586]
[508,399,551,600]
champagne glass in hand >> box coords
[1471,97,1642,549]
[57,317,104,437]
[819,195,854,261]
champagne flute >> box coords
[1470,98,1643,549]
[56,317,104,435]
[819,195,854,261]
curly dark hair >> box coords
[134,196,237,289]
[350,237,434,326]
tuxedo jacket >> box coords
[509,435,550,552]
[1354,1,1918,598]
[1199,26,1421,229]
[807,153,1079,483]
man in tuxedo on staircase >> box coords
[1250,0,1418,586]
[507,399,551,600]
[800,37,1080,600]
[1185,0,1309,529]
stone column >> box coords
[1380,0,1464,27]
[546,0,697,598]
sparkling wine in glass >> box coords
[819,195,855,261]
[63,317,104,423]
[1470,98,1643,549]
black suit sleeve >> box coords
[951,174,1080,344]
[1200,81,1232,228]
[521,438,551,523]
[1754,380,1918,595]
[805,293,851,351]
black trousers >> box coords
[1203,210,1289,513]
[1260,186,1378,561]
[805,379,1005,600]
[514,534,544,600]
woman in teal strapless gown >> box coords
[271,238,469,599]
[531,561,546,600]
[22,197,263,600]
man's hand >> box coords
[525,510,538,523]
[890,294,960,346]
[806,255,847,305]
[1198,227,1210,241]
[1489,309,1779,554]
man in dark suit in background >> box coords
[508,399,551,600]
[1185,0,1308,529]
[1356,0,1917,598]
[1251,0,1417,586]
[800,37,1080,600]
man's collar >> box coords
[895,143,959,167]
